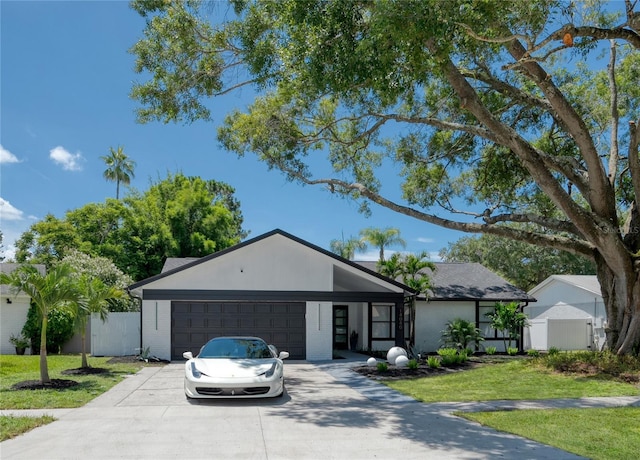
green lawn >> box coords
[0,355,145,409]
[384,359,640,402]
[460,407,640,460]
[0,415,55,442]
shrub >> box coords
[407,359,419,370]
[527,349,540,357]
[377,362,389,372]
[22,302,75,353]
[548,347,560,355]
[507,347,519,356]
[441,318,484,351]
[427,356,441,368]
[485,346,497,355]
[437,348,466,366]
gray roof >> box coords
[1,263,46,296]
[161,258,199,273]
[357,261,534,302]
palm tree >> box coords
[329,235,366,259]
[359,227,406,262]
[73,276,123,368]
[0,264,79,383]
[100,146,136,199]
[377,252,404,279]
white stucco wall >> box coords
[414,300,476,353]
[141,299,172,361]
[0,295,31,355]
[305,301,333,360]
[144,234,333,292]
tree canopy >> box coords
[15,172,247,280]
[129,0,640,354]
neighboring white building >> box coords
[129,229,533,361]
[0,263,45,355]
[524,275,605,351]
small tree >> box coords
[0,264,79,383]
[441,318,484,351]
[73,276,124,368]
[485,301,529,351]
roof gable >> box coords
[529,275,601,297]
[129,229,413,293]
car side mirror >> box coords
[183,351,193,360]
[279,351,290,360]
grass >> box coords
[0,355,144,409]
[460,407,640,460]
[384,359,640,402]
[0,415,56,441]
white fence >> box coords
[525,318,593,351]
[91,312,140,357]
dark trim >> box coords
[128,229,415,294]
[142,289,405,303]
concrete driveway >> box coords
[0,359,589,459]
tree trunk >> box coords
[40,316,50,384]
[597,257,640,354]
[81,327,88,369]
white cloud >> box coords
[416,237,435,244]
[0,197,25,221]
[49,145,84,171]
[0,145,20,164]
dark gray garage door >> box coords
[171,301,306,360]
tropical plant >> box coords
[359,227,406,262]
[329,234,366,259]
[441,318,485,351]
[0,264,79,383]
[427,355,441,369]
[377,251,435,295]
[129,0,640,355]
[437,348,464,366]
[485,301,530,351]
[100,145,136,199]
[9,333,30,349]
[72,276,124,368]
[485,346,497,355]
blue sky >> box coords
[1,0,468,263]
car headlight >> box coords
[190,362,202,378]
[259,362,278,378]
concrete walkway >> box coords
[1,354,638,459]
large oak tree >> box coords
[129,0,640,354]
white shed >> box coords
[524,275,605,351]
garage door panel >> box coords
[171,301,306,360]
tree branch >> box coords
[300,175,596,258]
[608,41,620,186]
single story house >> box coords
[524,275,605,351]
[128,229,533,361]
[0,263,45,355]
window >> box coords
[371,304,394,339]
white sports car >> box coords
[182,336,290,399]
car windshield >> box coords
[198,338,273,359]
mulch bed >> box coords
[352,354,526,380]
[61,367,110,376]
[106,355,169,365]
[12,379,79,391]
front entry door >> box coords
[333,305,348,350]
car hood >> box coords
[191,358,278,378]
